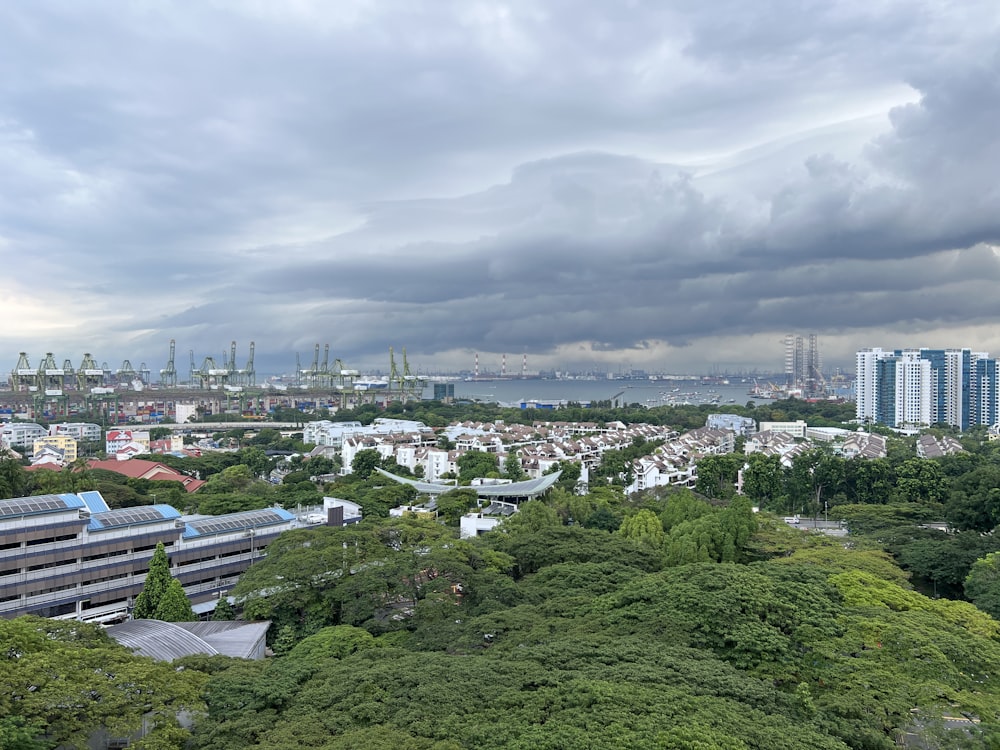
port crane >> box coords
[78,353,104,391]
[160,339,177,388]
[237,341,256,387]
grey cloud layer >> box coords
[1,1,998,372]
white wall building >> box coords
[855,348,886,425]
[49,422,102,442]
[106,429,150,457]
[1,423,48,449]
[460,513,502,538]
[758,420,808,439]
[175,403,199,424]
[895,350,933,427]
[302,420,365,447]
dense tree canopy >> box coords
[194,506,1000,749]
[0,617,205,749]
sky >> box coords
[2,1,999,378]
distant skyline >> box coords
[2,2,999,375]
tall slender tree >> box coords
[154,578,196,622]
[132,542,174,619]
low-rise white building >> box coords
[32,435,78,464]
[302,420,365,447]
[625,427,734,494]
[757,420,808,439]
[49,422,102,442]
[840,433,888,459]
[460,513,502,538]
[106,429,150,457]
[1,423,48,449]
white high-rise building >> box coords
[893,350,932,427]
[855,348,887,424]
[856,346,1000,430]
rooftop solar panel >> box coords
[186,508,293,537]
[0,494,84,519]
[90,505,178,530]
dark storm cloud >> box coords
[1,1,998,372]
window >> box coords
[82,548,129,562]
[81,597,127,611]
[26,533,77,547]
[30,602,76,617]
[32,582,77,596]
[82,572,128,587]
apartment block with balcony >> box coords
[856,347,999,430]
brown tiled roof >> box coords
[86,458,205,492]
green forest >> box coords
[8,503,1000,748]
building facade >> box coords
[32,435,78,463]
[856,347,998,429]
[0,491,295,623]
[50,422,102,442]
[1,423,48,449]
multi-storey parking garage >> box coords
[0,491,295,623]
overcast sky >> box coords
[2,1,999,378]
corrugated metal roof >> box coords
[107,619,220,661]
[107,619,271,661]
[175,621,271,659]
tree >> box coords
[306,455,335,476]
[201,464,261,494]
[212,597,236,621]
[595,448,630,485]
[546,460,582,493]
[694,453,742,500]
[499,500,561,535]
[503,451,525,481]
[946,465,1000,532]
[741,453,784,510]
[618,509,665,549]
[241,446,273,478]
[133,542,173,619]
[155,577,196,622]
[351,448,382,479]
[846,457,895,505]
[436,488,479,525]
[287,625,379,662]
[965,552,1000,619]
[0,617,205,749]
[0,455,28,499]
[457,450,499,484]
[893,458,945,504]
[660,488,713,531]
